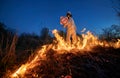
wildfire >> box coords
[9,29,120,78]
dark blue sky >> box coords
[0,0,119,35]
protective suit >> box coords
[63,12,77,44]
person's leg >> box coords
[66,30,71,44]
[72,31,77,44]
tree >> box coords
[99,25,120,41]
[17,32,40,51]
[40,27,52,45]
[111,0,120,18]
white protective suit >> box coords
[64,17,77,44]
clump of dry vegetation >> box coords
[0,23,17,77]
[14,47,119,78]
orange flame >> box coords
[9,29,120,78]
[10,45,48,77]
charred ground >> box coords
[5,47,120,78]
[26,47,120,78]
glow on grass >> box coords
[10,29,120,78]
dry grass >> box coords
[9,47,120,78]
[0,34,18,77]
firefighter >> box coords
[62,11,77,44]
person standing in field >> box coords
[60,11,77,44]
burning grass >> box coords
[5,47,120,78]
[3,29,120,78]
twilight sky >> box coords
[0,0,119,35]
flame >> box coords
[10,45,48,77]
[9,29,120,78]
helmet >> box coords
[66,11,72,17]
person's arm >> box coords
[65,18,72,27]
[63,18,70,28]
[63,23,68,28]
